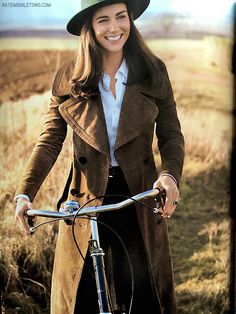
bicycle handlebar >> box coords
[26,188,163,219]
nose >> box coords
[109,19,119,32]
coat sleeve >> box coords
[155,64,185,186]
[15,95,69,201]
[15,58,76,201]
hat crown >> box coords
[81,0,106,10]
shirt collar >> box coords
[100,59,128,91]
[115,59,128,82]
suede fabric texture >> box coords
[16,56,185,314]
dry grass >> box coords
[0,92,72,313]
[0,38,233,313]
[0,218,55,314]
[172,219,230,314]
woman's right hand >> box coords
[15,198,33,235]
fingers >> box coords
[164,186,179,215]
[153,176,180,218]
[15,198,33,235]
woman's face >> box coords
[92,3,130,55]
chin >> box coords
[103,43,126,54]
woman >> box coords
[15,0,185,313]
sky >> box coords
[0,0,235,30]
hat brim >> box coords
[66,0,150,36]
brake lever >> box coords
[153,188,166,215]
[27,217,35,235]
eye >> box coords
[97,18,108,24]
[117,14,127,20]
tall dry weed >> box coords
[1,91,72,313]
[178,106,232,176]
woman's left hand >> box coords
[153,175,179,218]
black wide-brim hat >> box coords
[67,0,150,36]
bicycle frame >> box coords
[26,188,163,314]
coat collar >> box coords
[52,57,167,100]
[59,95,110,156]
[59,83,159,157]
[55,58,163,156]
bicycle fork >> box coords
[89,217,112,314]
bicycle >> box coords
[26,188,166,314]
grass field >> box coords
[0,37,233,313]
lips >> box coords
[106,34,122,41]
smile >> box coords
[106,34,122,41]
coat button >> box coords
[78,156,87,164]
[70,189,85,198]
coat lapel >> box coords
[115,83,159,151]
[58,83,159,155]
[59,95,109,156]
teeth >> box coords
[106,35,121,41]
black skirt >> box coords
[74,167,161,314]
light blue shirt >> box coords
[98,59,128,166]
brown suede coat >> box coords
[16,56,184,314]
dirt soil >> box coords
[0,50,75,103]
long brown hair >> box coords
[70,7,164,99]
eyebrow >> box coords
[95,10,127,20]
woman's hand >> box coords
[15,198,33,235]
[153,175,179,218]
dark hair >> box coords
[123,18,161,85]
[70,7,161,99]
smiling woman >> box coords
[92,4,130,55]
[14,0,185,313]
[92,4,131,97]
